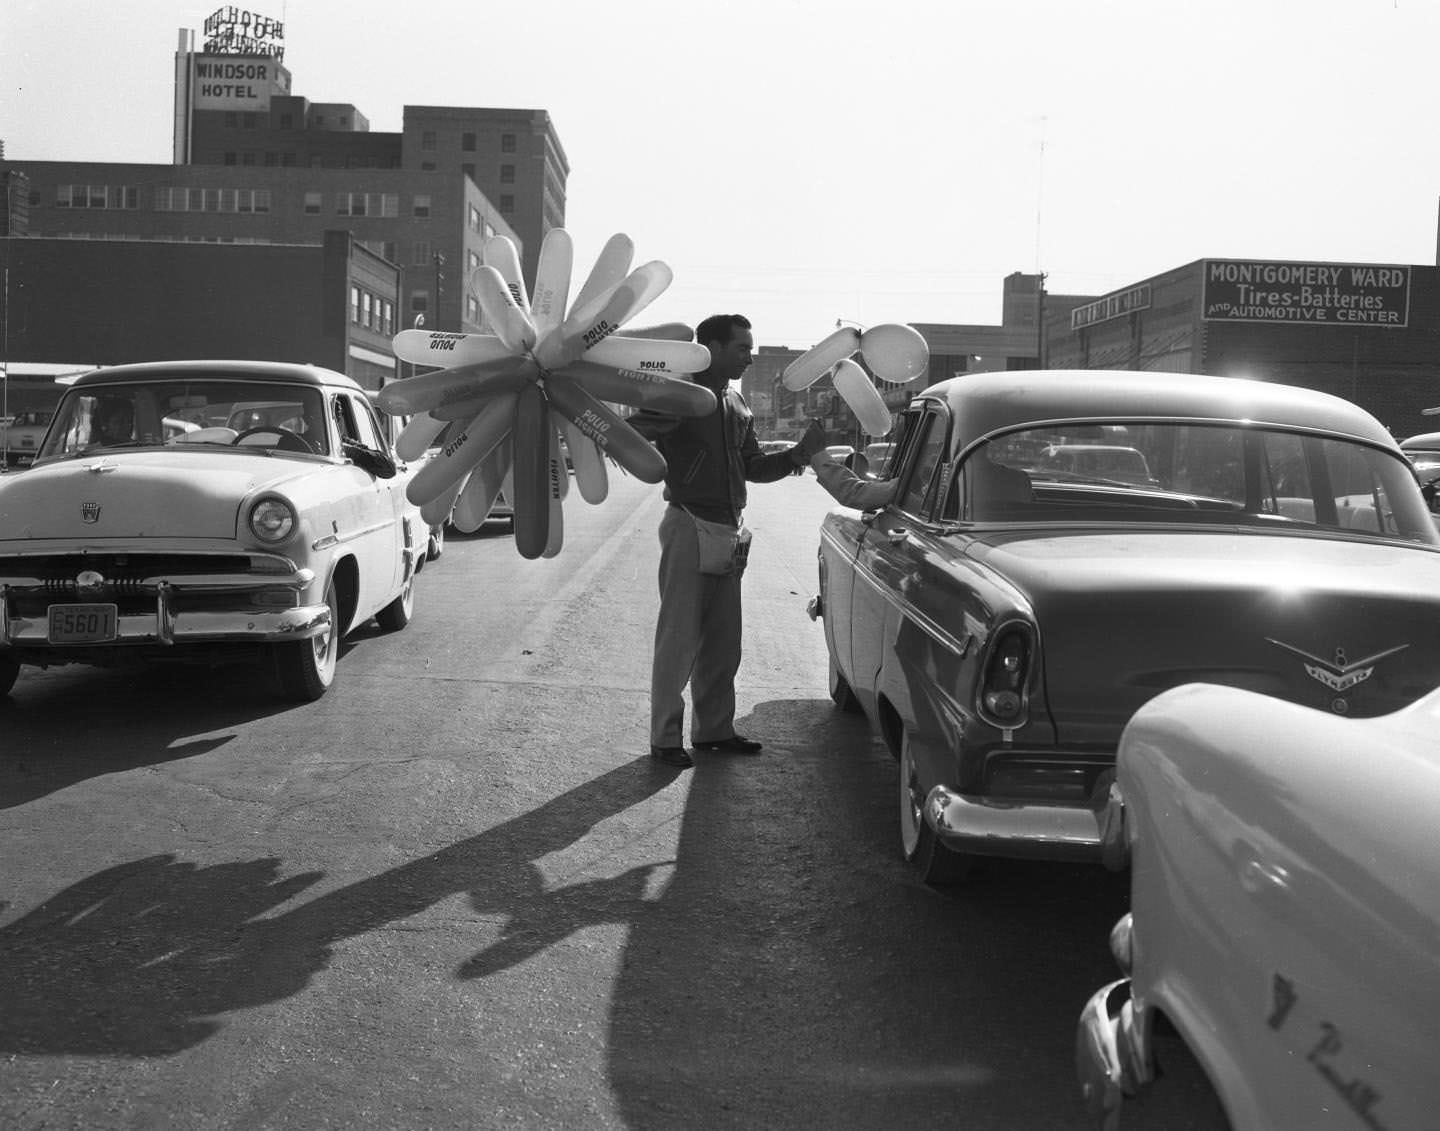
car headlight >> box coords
[248,497,297,543]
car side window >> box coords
[896,411,948,517]
[347,394,387,452]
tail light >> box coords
[978,622,1034,729]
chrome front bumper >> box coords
[0,572,328,648]
[923,778,1128,867]
[1076,978,1138,1130]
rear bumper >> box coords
[924,778,1128,866]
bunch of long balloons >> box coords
[380,231,717,559]
[781,322,931,438]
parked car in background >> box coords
[863,441,896,474]
[811,369,1440,883]
[0,409,55,466]
[1078,681,1440,1130]
[0,361,424,700]
[1034,442,1158,486]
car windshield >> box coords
[39,381,330,459]
[949,421,1438,544]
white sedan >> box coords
[0,360,424,700]
[1078,681,1440,1129]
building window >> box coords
[362,291,373,329]
[351,285,362,324]
[263,151,278,166]
[381,241,397,261]
[466,294,481,322]
[413,194,431,218]
[500,164,515,184]
[304,191,322,214]
[421,162,436,172]
[340,116,350,128]
[335,192,396,218]
[412,290,429,313]
[483,221,495,239]
[224,152,237,166]
[466,249,481,272]
[462,131,476,151]
[241,152,256,166]
[242,112,257,129]
[279,112,293,129]
[281,152,296,166]
[468,204,482,232]
[501,133,516,153]
[421,130,436,150]
[462,162,475,182]
[413,241,432,266]
[381,300,394,336]
[500,195,514,213]
[225,112,238,128]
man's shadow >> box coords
[604,697,1131,1129]
[0,756,679,1057]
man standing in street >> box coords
[631,314,827,769]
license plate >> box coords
[48,603,118,643]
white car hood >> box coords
[0,451,311,540]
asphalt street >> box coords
[1,471,1131,1130]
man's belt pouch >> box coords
[689,512,753,577]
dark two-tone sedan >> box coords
[812,369,1440,883]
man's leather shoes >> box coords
[692,734,763,754]
[650,745,694,769]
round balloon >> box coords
[860,323,929,384]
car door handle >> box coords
[886,528,909,545]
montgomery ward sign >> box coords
[1203,259,1410,328]
[1070,284,1152,331]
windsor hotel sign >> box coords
[1202,259,1410,328]
[193,7,290,111]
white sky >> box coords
[3,0,1439,349]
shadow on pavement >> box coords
[0,665,293,810]
[2,697,1127,1129]
[605,696,1130,1130]
[0,756,677,1057]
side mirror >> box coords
[342,439,397,480]
[844,451,871,478]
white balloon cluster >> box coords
[381,231,717,559]
[780,323,930,438]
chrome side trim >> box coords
[820,525,977,660]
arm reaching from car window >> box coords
[809,450,897,511]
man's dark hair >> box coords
[696,313,751,348]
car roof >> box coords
[917,370,1399,451]
[71,359,363,393]
[1400,432,1440,450]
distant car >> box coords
[1078,681,1440,1130]
[0,361,424,700]
[1034,442,1157,486]
[0,409,55,466]
[863,442,896,473]
[812,369,1440,883]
